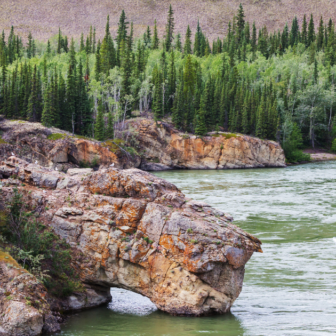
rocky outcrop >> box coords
[0,156,261,333]
[0,119,140,170]
[132,119,286,170]
[0,251,60,336]
[0,248,111,336]
[0,118,285,172]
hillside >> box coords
[0,0,334,42]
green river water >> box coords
[57,161,336,336]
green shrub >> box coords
[1,188,82,297]
[282,123,310,163]
[47,133,66,141]
[79,156,99,168]
[331,138,336,152]
[0,137,8,144]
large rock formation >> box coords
[0,156,261,334]
[0,118,140,170]
[132,119,286,170]
[0,117,285,171]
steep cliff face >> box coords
[0,156,261,334]
[132,119,286,170]
[0,118,285,172]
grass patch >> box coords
[221,133,237,139]
[47,133,66,141]
[73,134,92,140]
[102,139,126,153]
[0,137,8,144]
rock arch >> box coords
[0,157,262,316]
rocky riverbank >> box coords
[0,156,262,335]
[0,117,286,171]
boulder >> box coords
[0,156,262,323]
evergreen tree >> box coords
[317,16,324,50]
[94,100,105,141]
[152,65,164,120]
[314,58,318,83]
[41,76,57,127]
[195,109,207,135]
[289,17,299,46]
[236,4,245,43]
[106,111,114,139]
[57,28,62,54]
[302,15,308,46]
[120,43,133,117]
[184,25,192,55]
[172,81,184,128]
[144,26,152,47]
[80,33,85,52]
[167,50,176,112]
[116,10,129,66]
[152,20,159,50]
[251,22,257,56]
[194,20,202,56]
[164,5,175,52]
[308,14,315,46]
[27,65,39,121]
[175,33,182,51]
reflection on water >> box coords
[58,305,245,336]
[58,161,336,336]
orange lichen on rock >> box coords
[0,156,262,324]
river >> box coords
[57,161,336,336]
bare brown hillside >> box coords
[0,0,333,42]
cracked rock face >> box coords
[132,119,286,170]
[0,156,262,319]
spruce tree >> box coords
[152,20,159,50]
[308,14,315,46]
[152,65,164,120]
[289,17,299,47]
[251,22,257,57]
[165,5,174,51]
[175,33,182,52]
[302,15,308,46]
[195,109,207,136]
[184,26,192,55]
[236,4,245,43]
[317,16,324,50]
[106,111,114,139]
[194,20,202,56]
[120,43,133,117]
[94,100,105,141]
[27,65,38,121]
[80,33,85,52]
[242,92,250,134]
[172,82,184,129]
[167,50,176,113]
[57,28,62,54]
[116,10,129,66]
[314,58,318,84]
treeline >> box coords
[1,5,336,159]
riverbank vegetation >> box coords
[0,188,82,297]
[2,5,336,161]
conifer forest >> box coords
[1,5,336,161]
